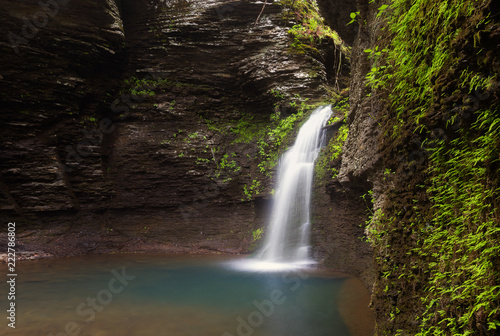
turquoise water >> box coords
[0,254,373,336]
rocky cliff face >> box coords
[305,0,376,291]
[319,0,500,334]
[0,0,126,254]
[0,0,356,261]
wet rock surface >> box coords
[312,178,375,289]
[319,0,500,333]
[0,0,338,258]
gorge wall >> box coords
[0,0,317,253]
[2,0,498,334]
[318,0,500,334]
[0,0,374,287]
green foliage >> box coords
[257,99,311,176]
[196,157,212,164]
[418,106,500,335]
[280,0,349,55]
[270,89,285,100]
[243,180,262,201]
[131,89,155,96]
[202,90,333,201]
[365,0,500,334]
[81,116,98,125]
[249,227,264,251]
[217,152,241,176]
[252,227,264,241]
[315,99,349,181]
[121,76,187,98]
[348,11,360,25]
[204,93,316,175]
[123,76,168,95]
[366,0,494,128]
[230,115,268,144]
[315,123,348,180]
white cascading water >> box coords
[228,105,332,271]
[256,105,332,266]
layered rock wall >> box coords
[319,0,500,334]
[0,0,341,256]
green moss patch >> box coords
[364,0,500,334]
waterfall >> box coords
[255,105,332,268]
[226,105,332,271]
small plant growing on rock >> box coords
[249,228,264,251]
